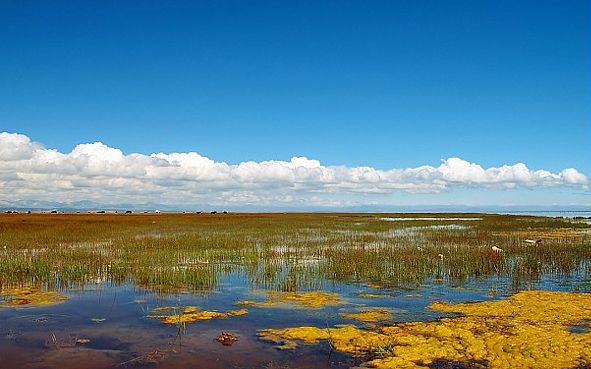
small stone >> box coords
[215,332,238,346]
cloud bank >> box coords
[0,132,588,207]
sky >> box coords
[0,1,589,210]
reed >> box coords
[0,213,589,294]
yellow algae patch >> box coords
[357,293,394,298]
[259,290,591,369]
[148,307,247,324]
[152,306,178,312]
[235,300,280,307]
[152,306,200,314]
[428,290,591,325]
[235,291,345,308]
[341,308,394,323]
[256,330,298,350]
[182,306,198,313]
[258,325,392,354]
[0,286,69,307]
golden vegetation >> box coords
[259,290,591,369]
[147,306,248,324]
[0,286,69,307]
[235,291,345,308]
[258,324,388,352]
[356,293,394,298]
[340,308,394,323]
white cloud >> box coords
[0,132,43,161]
[0,132,588,206]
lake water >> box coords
[0,272,588,369]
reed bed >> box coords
[0,213,589,293]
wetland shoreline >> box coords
[0,213,589,368]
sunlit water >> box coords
[498,211,591,218]
[1,271,588,369]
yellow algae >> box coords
[153,306,199,313]
[259,290,591,369]
[258,325,392,354]
[257,331,298,350]
[404,294,422,298]
[235,291,345,308]
[148,307,247,324]
[357,293,393,298]
[0,286,69,307]
[428,290,591,325]
[235,300,280,307]
[152,306,178,312]
[182,306,198,313]
[341,308,394,323]
[365,283,384,289]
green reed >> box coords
[0,213,589,293]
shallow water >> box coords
[1,213,590,368]
[1,272,588,369]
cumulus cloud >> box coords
[0,132,588,206]
[0,132,43,161]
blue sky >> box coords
[0,1,589,209]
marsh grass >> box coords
[0,213,589,294]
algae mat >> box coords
[0,286,69,307]
[235,291,345,308]
[259,290,591,368]
[148,306,248,324]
